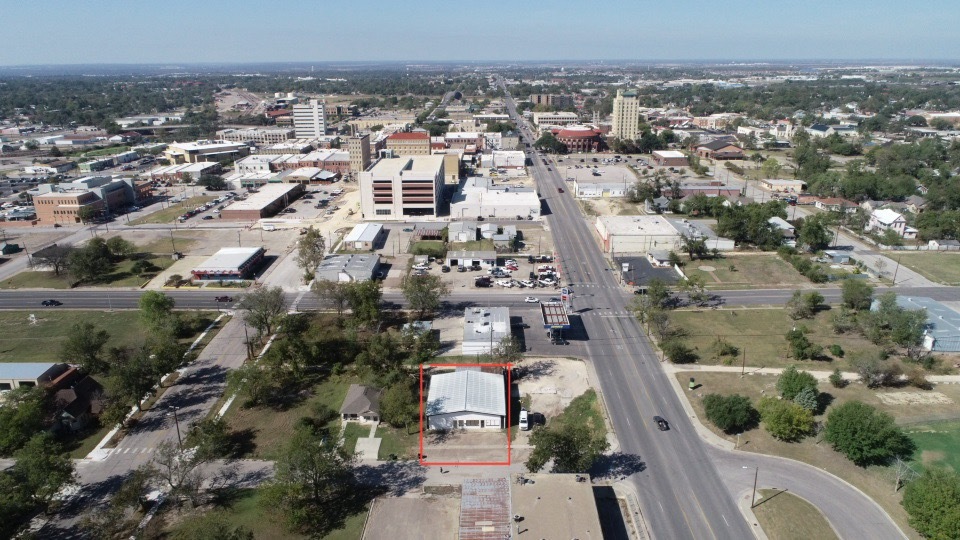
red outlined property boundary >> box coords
[418,363,512,466]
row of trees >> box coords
[34,236,159,285]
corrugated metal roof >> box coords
[426,370,505,416]
[459,478,510,540]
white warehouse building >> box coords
[450,178,541,220]
[426,369,507,430]
[595,215,734,254]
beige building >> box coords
[215,128,295,145]
[611,89,640,140]
[385,132,431,155]
[347,133,372,174]
[163,140,249,164]
[359,155,444,220]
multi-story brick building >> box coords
[359,155,444,220]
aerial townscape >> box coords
[3,2,960,540]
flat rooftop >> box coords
[511,473,603,540]
[463,306,511,344]
[344,223,383,243]
[225,184,300,211]
[540,301,571,329]
[459,478,510,540]
[0,363,57,381]
[598,215,680,237]
[653,150,687,158]
[193,247,263,272]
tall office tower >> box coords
[611,89,639,140]
[293,99,327,138]
[348,133,372,174]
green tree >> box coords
[902,468,960,540]
[793,386,819,411]
[138,290,177,332]
[841,279,874,311]
[851,353,902,388]
[645,278,671,309]
[400,274,450,319]
[785,327,823,360]
[173,517,254,540]
[380,382,418,431]
[105,236,136,259]
[761,157,783,179]
[77,205,99,224]
[186,417,235,461]
[226,363,280,407]
[824,401,914,466]
[526,423,609,474]
[703,394,757,434]
[757,397,814,442]
[491,334,524,364]
[776,366,818,401]
[68,237,112,283]
[312,279,351,321]
[198,174,227,191]
[798,215,832,251]
[294,227,326,281]
[345,280,382,326]
[59,321,111,374]
[0,387,46,456]
[355,332,403,384]
[237,286,288,336]
[11,433,76,507]
[661,339,698,364]
[261,428,360,536]
[533,132,568,154]
[107,346,159,412]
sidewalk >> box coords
[663,363,960,384]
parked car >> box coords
[441,265,451,273]
[653,416,669,431]
[558,187,564,193]
[457,265,466,272]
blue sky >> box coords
[2,0,959,65]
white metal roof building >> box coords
[314,254,380,282]
[426,369,507,430]
[343,223,384,250]
[191,247,266,281]
[220,183,303,220]
[0,363,63,391]
[449,177,541,220]
[890,296,960,352]
[462,307,511,356]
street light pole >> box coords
[892,253,903,285]
[169,406,183,451]
[743,466,759,508]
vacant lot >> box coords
[670,306,885,370]
[890,252,960,285]
[752,489,838,540]
[165,488,367,540]
[363,496,459,540]
[683,254,809,289]
[129,196,217,225]
[676,371,960,537]
[0,311,146,362]
[904,420,960,472]
[222,374,356,460]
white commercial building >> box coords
[343,223,384,250]
[595,215,734,254]
[461,307,511,356]
[293,99,327,138]
[489,150,526,171]
[358,155,445,220]
[573,176,630,198]
[532,111,580,127]
[450,178,541,220]
[216,128,295,145]
[426,369,507,430]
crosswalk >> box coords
[94,447,156,457]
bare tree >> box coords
[149,440,207,507]
[295,227,326,282]
[237,286,288,337]
[32,244,74,276]
[312,279,350,320]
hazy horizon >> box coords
[2,0,959,66]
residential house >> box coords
[869,208,918,239]
[53,375,104,432]
[906,195,927,214]
[814,197,858,213]
[768,217,796,246]
[339,384,382,423]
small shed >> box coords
[824,250,851,265]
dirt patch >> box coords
[876,392,954,406]
[921,450,946,465]
[517,358,590,418]
[698,265,716,272]
[421,429,509,463]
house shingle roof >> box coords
[339,384,382,416]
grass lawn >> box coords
[0,253,176,289]
[129,196,216,225]
[342,422,368,456]
[752,489,838,540]
[675,371,960,538]
[77,145,130,158]
[222,374,358,460]
[552,389,605,438]
[448,239,496,252]
[682,254,808,289]
[409,240,446,257]
[376,425,418,460]
[0,310,148,362]
[889,252,960,285]
[904,420,960,473]
[669,306,885,371]
[165,488,369,540]
[137,234,199,256]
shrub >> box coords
[776,365,818,400]
[785,327,823,360]
[793,387,819,411]
[851,353,902,388]
[757,396,814,442]
[829,344,845,357]
[902,469,960,540]
[661,339,698,364]
[824,401,914,466]
[829,368,847,388]
[703,394,757,434]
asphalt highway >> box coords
[504,91,753,539]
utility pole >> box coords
[892,253,903,285]
[741,347,746,377]
[169,406,183,451]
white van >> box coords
[519,409,529,431]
